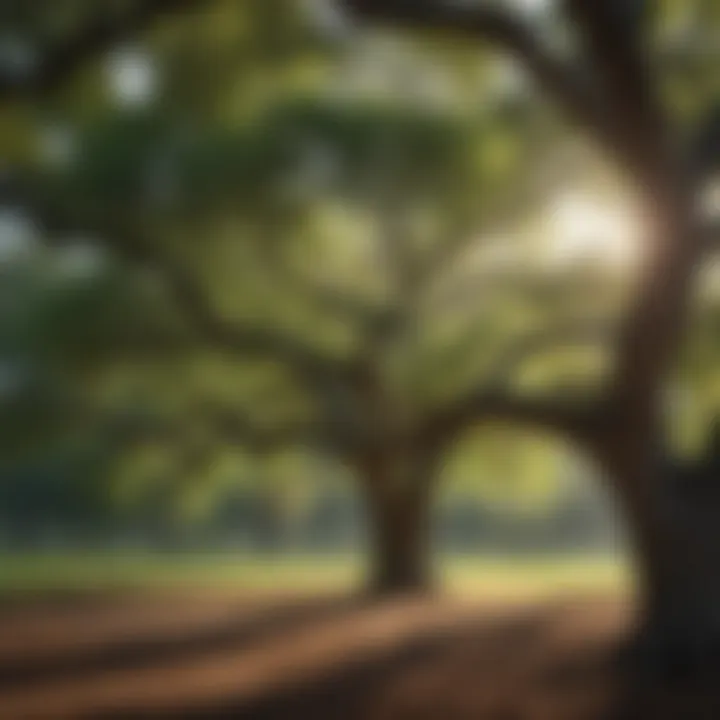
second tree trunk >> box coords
[360,449,437,596]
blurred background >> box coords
[2,1,720,717]
[0,0,649,593]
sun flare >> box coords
[547,193,641,270]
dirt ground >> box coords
[0,590,718,719]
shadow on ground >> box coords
[0,590,718,719]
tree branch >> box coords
[482,318,615,387]
[562,0,673,186]
[341,0,620,160]
[79,225,352,383]
[419,389,598,449]
[417,320,612,447]
[556,2,703,442]
[2,171,357,390]
[0,0,203,104]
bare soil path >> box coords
[0,590,716,719]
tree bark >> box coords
[365,481,433,595]
[358,448,437,596]
[601,438,720,672]
[637,491,720,665]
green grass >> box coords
[0,552,359,594]
[0,551,631,599]
[442,555,629,598]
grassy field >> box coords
[0,551,631,598]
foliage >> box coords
[4,0,720,544]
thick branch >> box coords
[419,390,598,449]
[482,319,615,387]
[0,0,203,104]
[136,245,347,382]
[418,320,612,447]
[562,0,673,187]
[76,223,351,384]
[342,0,619,159]
[2,172,356,389]
[605,208,700,434]
[559,3,699,440]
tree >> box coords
[2,0,617,594]
[27,95,610,593]
[15,0,720,623]
[340,0,720,658]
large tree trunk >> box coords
[602,440,720,672]
[635,489,720,664]
[358,448,437,596]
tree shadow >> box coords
[0,593,364,690]
[96,603,560,719]
[4,593,719,719]
[609,657,720,720]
